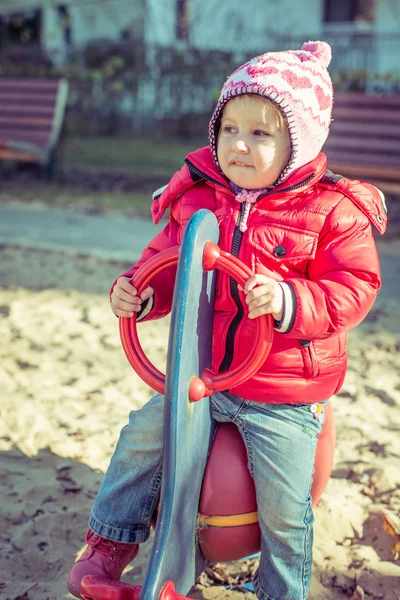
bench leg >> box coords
[46,149,56,179]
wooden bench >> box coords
[324,91,400,197]
[0,78,69,176]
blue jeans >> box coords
[89,392,326,600]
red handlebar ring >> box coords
[119,242,273,402]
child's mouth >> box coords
[230,160,252,167]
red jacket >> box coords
[114,147,387,404]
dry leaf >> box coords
[382,512,400,560]
[56,466,82,492]
[197,559,259,589]
[12,583,37,599]
[351,585,365,600]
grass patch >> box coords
[1,134,208,215]
[58,134,207,175]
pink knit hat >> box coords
[209,41,333,184]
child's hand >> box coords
[243,275,283,321]
[111,276,154,318]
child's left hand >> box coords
[243,275,284,321]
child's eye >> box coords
[254,130,269,137]
[222,125,237,134]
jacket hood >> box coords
[152,147,387,235]
[320,171,387,235]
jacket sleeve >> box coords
[277,196,382,339]
[110,207,180,321]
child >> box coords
[67,41,387,600]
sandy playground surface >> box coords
[0,231,400,600]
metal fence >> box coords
[327,32,400,83]
[124,32,400,127]
[1,31,399,134]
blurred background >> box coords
[0,0,399,218]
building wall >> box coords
[374,0,400,73]
[1,0,399,43]
[1,0,398,76]
[68,0,144,46]
[189,0,321,54]
[145,0,176,45]
[376,0,400,33]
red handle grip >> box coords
[119,242,273,402]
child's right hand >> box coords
[110,276,154,318]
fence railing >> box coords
[327,32,400,88]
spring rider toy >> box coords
[79,209,336,600]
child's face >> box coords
[217,96,291,189]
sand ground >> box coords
[1,232,400,600]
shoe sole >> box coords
[80,576,141,600]
[67,576,84,599]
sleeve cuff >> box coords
[136,295,154,322]
[274,282,296,333]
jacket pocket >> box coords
[249,224,318,276]
[312,336,346,377]
[300,339,319,378]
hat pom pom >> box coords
[301,41,332,67]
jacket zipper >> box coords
[218,175,316,373]
[218,202,246,372]
[185,159,315,375]
[185,159,233,192]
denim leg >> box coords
[211,393,325,600]
[89,393,164,543]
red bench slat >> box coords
[334,92,400,109]
[326,163,400,184]
[0,106,55,118]
[0,93,57,107]
[326,150,400,169]
[325,135,400,154]
[330,121,400,138]
[0,77,68,171]
[333,107,400,124]
[0,131,49,146]
[0,79,61,92]
[0,116,53,130]
[326,92,400,194]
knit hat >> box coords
[209,41,333,185]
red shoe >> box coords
[67,529,139,599]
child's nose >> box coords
[231,139,248,153]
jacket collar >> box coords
[185,146,328,196]
[152,146,327,223]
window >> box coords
[0,10,41,48]
[324,0,377,24]
[57,4,72,46]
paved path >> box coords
[0,204,164,263]
[0,203,398,301]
